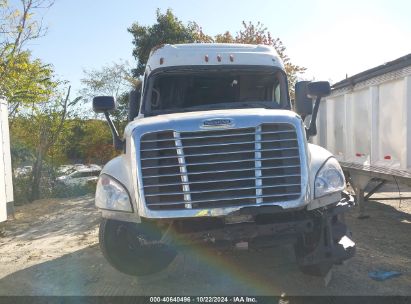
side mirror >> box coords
[307,81,331,98]
[295,81,313,118]
[92,96,123,150]
[298,81,331,140]
[92,96,117,113]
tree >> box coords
[128,9,206,76]
[0,0,56,117]
[1,50,56,118]
[80,61,139,129]
[63,119,117,165]
[11,86,81,201]
[1,0,54,55]
[32,87,81,201]
[129,10,305,99]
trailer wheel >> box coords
[99,219,177,276]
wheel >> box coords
[99,219,177,276]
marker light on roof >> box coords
[205,55,209,62]
[160,57,164,65]
[230,55,234,62]
[217,55,222,62]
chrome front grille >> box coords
[140,124,301,210]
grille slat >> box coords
[144,183,301,197]
[141,148,298,168]
[143,174,301,188]
[140,124,302,210]
[143,165,300,179]
[140,130,295,143]
[146,192,302,207]
[142,155,299,162]
[141,141,297,158]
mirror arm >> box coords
[306,96,321,139]
[104,111,124,151]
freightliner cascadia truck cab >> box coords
[93,44,355,276]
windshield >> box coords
[143,67,289,116]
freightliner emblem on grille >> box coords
[201,118,234,128]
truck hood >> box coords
[124,108,301,137]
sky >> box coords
[26,0,411,95]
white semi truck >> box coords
[0,98,13,222]
[92,44,355,276]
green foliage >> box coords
[64,118,117,164]
[53,182,96,199]
[12,175,31,205]
[128,9,202,76]
[10,86,81,201]
[0,0,56,117]
[0,47,57,117]
[11,115,112,204]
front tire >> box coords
[99,219,177,276]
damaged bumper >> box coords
[296,192,356,267]
[168,192,356,263]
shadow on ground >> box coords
[0,243,334,296]
[0,196,410,296]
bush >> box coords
[12,176,32,206]
[52,182,96,198]
[13,170,97,204]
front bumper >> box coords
[166,192,356,256]
[171,216,314,248]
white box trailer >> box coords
[312,54,411,215]
[0,98,13,222]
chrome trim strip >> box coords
[255,126,263,204]
[174,131,192,209]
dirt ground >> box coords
[0,184,410,296]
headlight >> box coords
[315,158,345,198]
[95,175,132,212]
